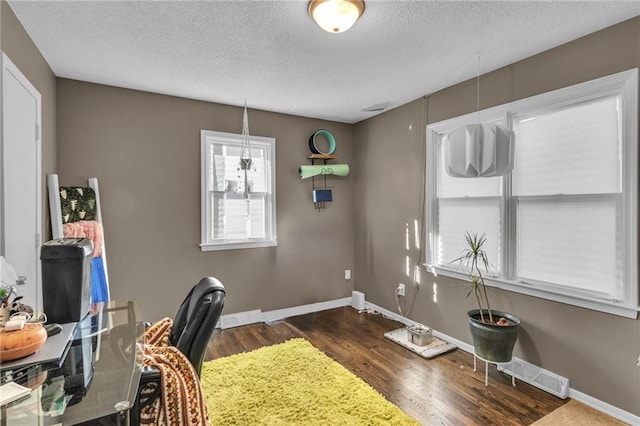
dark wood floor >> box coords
[205,307,566,425]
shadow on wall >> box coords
[517,324,542,367]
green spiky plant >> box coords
[452,232,494,324]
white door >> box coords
[1,52,42,311]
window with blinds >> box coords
[426,69,638,318]
[513,96,622,299]
[200,130,277,251]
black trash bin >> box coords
[41,238,93,324]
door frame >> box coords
[0,51,43,307]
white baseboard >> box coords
[262,297,351,323]
[219,309,263,329]
[569,388,640,425]
[219,297,352,329]
[220,297,640,424]
[363,301,416,325]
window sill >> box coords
[425,264,639,319]
[200,240,277,251]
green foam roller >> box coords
[299,164,349,179]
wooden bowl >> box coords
[0,323,47,361]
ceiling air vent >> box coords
[362,102,391,112]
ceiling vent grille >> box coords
[362,102,391,112]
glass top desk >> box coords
[1,300,144,425]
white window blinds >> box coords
[426,69,638,318]
[513,96,623,299]
[437,140,502,272]
[201,130,277,251]
[513,96,621,196]
[209,143,268,241]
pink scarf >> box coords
[62,220,103,257]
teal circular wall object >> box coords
[309,129,336,155]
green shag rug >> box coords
[200,338,419,425]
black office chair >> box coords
[133,277,226,424]
[168,276,226,375]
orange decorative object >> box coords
[0,323,47,361]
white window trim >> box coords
[425,68,638,318]
[200,130,277,251]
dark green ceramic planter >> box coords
[468,309,520,363]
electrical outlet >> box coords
[397,283,405,297]
[345,269,351,280]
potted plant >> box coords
[452,232,520,363]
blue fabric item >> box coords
[91,256,109,303]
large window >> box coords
[426,69,638,318]
[200,130,277,251]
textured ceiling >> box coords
[7,0,640,123]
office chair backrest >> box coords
[170,276,226,376]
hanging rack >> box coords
[47,174,110,301]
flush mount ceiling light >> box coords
[308,0,365,33]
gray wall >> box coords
[353,17,640,415]
[56,79,355,322]
[5,0,640,415]
[1,1,57,239]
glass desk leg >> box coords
[115,400,132,426]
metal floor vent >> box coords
[498,358,569,398]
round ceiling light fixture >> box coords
[308,0,365,33]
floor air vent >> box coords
[498,358,569,398]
